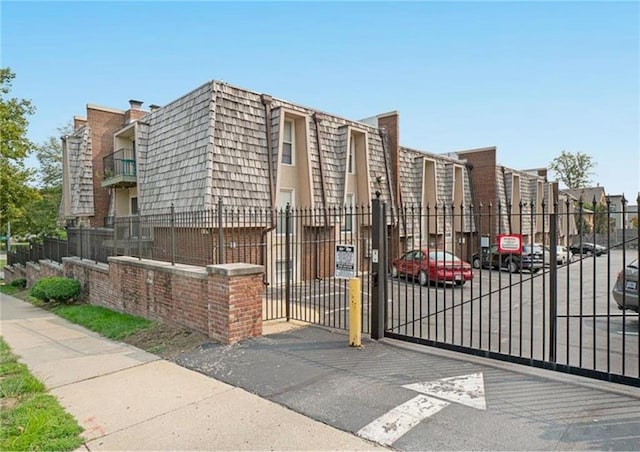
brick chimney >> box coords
[124,99,146,124]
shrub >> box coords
[30,277,81,303]
[30,278,49,301]
[10,278,27,289]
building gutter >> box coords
[312,113,330,227]
[501,166,513,234]
[379,128,396,226]
[260,94,277,284]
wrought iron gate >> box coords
[262,204,373,333]
[373,197,640,387]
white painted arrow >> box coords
[357,395,450,446]
[403,372,487,411]
[357,373,486,446]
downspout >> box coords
[379,128,398,271]
[260,94,277,284]
[312,113,330,227]
[379,128,396,226]
[501,166,512,234]
[465,162,479,256]
[312,113,330,280]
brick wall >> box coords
[459,148,498,244]
[123,108,146,124]
[6,256,264,345]
[207,264,263,344]
[109,258,210,335]
[63,258,117,308]
[2,265,24,285]
[151,226,265,267]
[86,107,126,227]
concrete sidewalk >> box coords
[0,293,383,451]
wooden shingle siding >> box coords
[212,83,271,208]
[132,80,394,214]
[307,114,324,208]
[494,166,547,236]
[397,147,476,239]
[138,83,213,214]
[68,126,95,216]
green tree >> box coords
[593,203,612,234]
[0,68,38,236]
[549,151,597,189]
[632,217,639,229]
[13,123,73,240]
[35,122,71,188]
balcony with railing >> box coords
[102,148,137,188]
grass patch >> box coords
[0,285,20,296]
[0,338,84,451]
[52,305,154,340]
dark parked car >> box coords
[472,244,544,273]
[391,249,473,286]
[612,259,638,313]
[569,242,607,256]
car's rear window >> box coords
[429,251,460,262]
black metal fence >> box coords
[378,198,640,387]
[7,195,640,386]
[6,237,69,267]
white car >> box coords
[555,246,572,265]
[537,244,572,266]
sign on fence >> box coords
[335,244,356,279]
[497,234,522,253]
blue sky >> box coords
[3,1,639,201]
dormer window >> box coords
[348,135,356,174]
[282,119,295,165]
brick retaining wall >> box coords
[2,257,264,344]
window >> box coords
[342,193,354,232]
[348,135,356,174]
[130,197,138,215]
[276,190,294,234]
[282,120,295,165]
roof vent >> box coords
[149,104,161,112]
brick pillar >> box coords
[207,263,264,344]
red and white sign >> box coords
[497,234,522,254]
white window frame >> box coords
[282,119,295,166]
[348,134,356,174]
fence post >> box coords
[113,210,118,258]
[217,197,224,265]
[79,225,84,260]
[549,210,558,363]
[170,204,176,266]
[371,193,386,340]
[285,203,291,322]
[138,210,142,260]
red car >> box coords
[391,249,473,286]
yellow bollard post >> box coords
[349,277,361,347]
